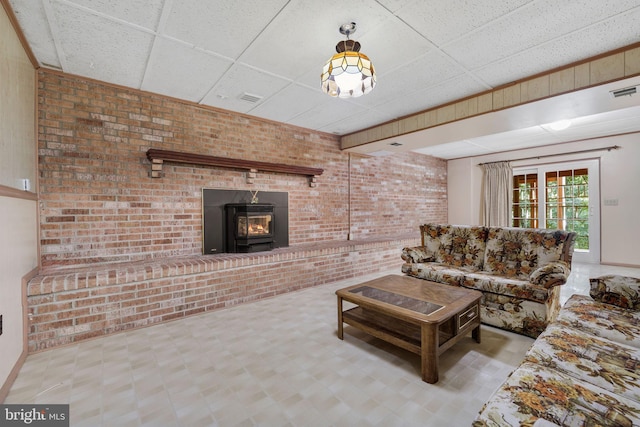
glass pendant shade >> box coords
[321,37,376,98]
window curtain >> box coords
[481,161,512,227]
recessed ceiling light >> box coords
[547,119,572,131]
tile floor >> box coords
[5,263,640,426]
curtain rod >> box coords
[477,145,620,166]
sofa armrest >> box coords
[529,261,571,289]
[401,246,434,263]
[589,275,640,309]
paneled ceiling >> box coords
[7,0,640,158]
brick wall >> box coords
[30,70,447,350]
[38,70,447,268]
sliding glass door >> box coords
[512,160,600,263]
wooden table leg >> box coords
[421,323,438,383]
[472,324,481,343]
[337,296,344,340]
[472,303,481,343]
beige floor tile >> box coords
[6,264,640,426]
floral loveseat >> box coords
[401,224,576,338]
[474,275,640,426]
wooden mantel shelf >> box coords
[146,149,324,187]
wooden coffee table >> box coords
[336,275,481,383]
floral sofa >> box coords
[474,275,640,426]
[401,224,576,338]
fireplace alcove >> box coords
[225,203,275,253]
[202,189,289,254]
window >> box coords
[544,168,589,249]
[512,160,599,263]
[512,173,538,228]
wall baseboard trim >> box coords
[600,261,640,269]
[0,350,26,403]
[0,266,38,403]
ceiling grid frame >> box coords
[6,0,640,158]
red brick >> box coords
[28,67,447,351]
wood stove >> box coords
[202,189,288,255]
[225,203,275,253]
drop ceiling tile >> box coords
[286,98,370,132]
[398,0,532,46]
[355,15,436,76]
[318,108,392,135]
[444,0,640,71]
[473,7,640,87]
[200,64,292,113]
[8,0,60,68]
[377,74,488,119]
[163,0,289,59]
[469,127,563,151]
[375,0,416,13]
[8,0,640,144]
[472,42,584,88]
[354,51,468,109]
[50,2,154,88]
[335,54,474,115]
[249,84,327,124]
[141,37,233,102]
[413,141,494,159]
[61,0,164,30]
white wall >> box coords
[448,137,640,266]
[447,157,478,226]
[0,196,37,383]
[0,3,38,400]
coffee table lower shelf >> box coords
[341,307,459,357]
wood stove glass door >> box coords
[237,214,273,238]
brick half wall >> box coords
[27,237,418,351]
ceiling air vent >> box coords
[389,142,403,147]
[239,92,263,103]
[610,86,637,98]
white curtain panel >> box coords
[481,161,512,227]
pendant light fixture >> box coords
[321,22,376,98]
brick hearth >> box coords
[27,236,417,351]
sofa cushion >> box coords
[420,224,487,270]
[530,261,571,289]
[526,323,640,403]
[473,361,640,427]
[480,292,553,338]
[483,227,572,280]
[461,271,551,303]
[401,262,467,287]
[590,275,640,309]
[557,294,640,349]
